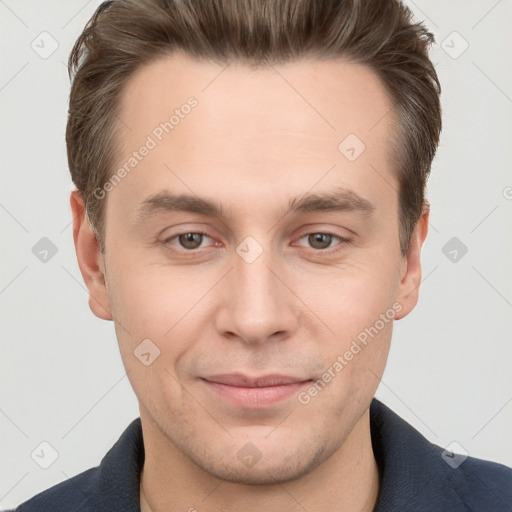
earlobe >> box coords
[70,191,113,321]
[394,204,430,320]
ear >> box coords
[70,191,113,321]
[394,204,429,320]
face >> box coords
[73,51,427,484]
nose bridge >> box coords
[218,235,296,343]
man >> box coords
[14,0,512,510]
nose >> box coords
[215,241,298,345]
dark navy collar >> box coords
[370,399,512,511]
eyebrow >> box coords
[134,186,375,224]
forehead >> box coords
[112,51,396,213]
[119,51,393,140]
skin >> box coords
[72,51,429,512]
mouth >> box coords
[200,373,313,408]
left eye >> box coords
[164,231,213,250]
[296,232,346,251]
[164,231,347,252]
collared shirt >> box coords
[14,399,512,511]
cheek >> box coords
[300,255,400,333]
[106,262,197,411]
[105,256,214,368]
[107,253,192,331]
[293,253,398,393]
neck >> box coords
[139,407,380,512]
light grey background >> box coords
[1,0,511,509]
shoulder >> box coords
[13,418,143,512]
[14,467,101,512]
[435,446,512,509]
[370,399,512,510]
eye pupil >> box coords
[179,233,203,249]
[309,233,332,250]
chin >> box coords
[193,443,327,485]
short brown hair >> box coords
[66,0,441,254]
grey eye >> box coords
[178,233,204,249]
[307,233,335,250]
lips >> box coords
[202,373,309,388]
[200,373,312,408]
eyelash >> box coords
[162,230,350,255]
